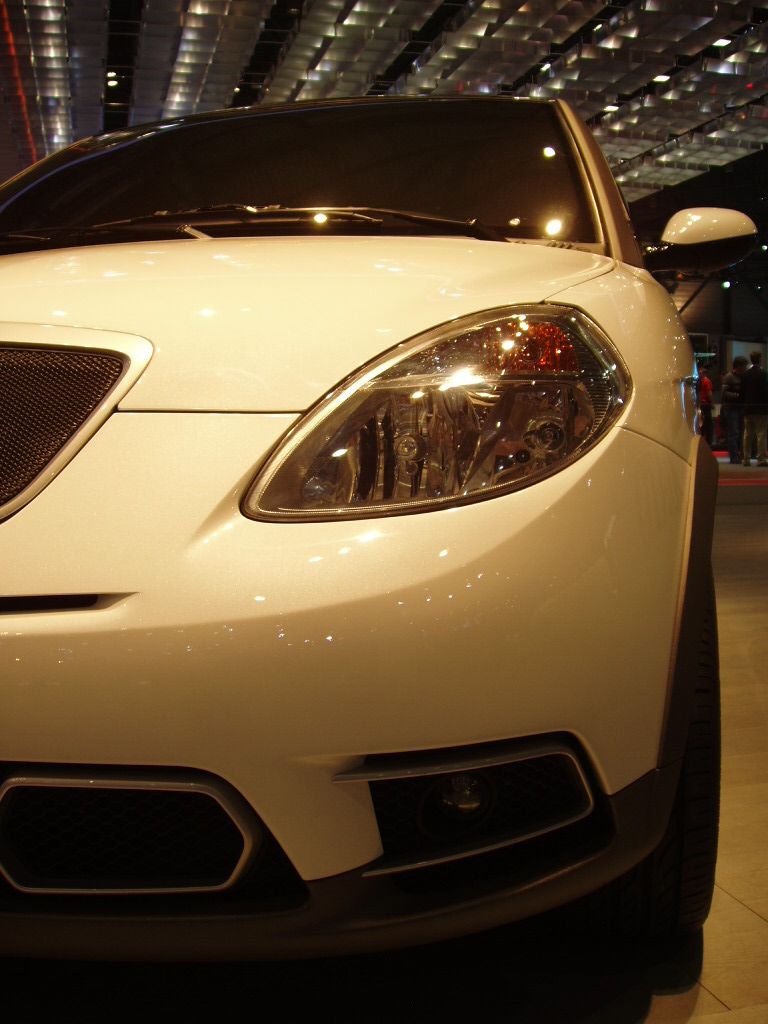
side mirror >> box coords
[643,207,757,274]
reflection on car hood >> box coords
[0,235,613,411]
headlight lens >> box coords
[244,305,629,521]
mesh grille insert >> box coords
[0,347,124,506]
[0,786,247,891]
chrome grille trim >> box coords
[334,738,592,785]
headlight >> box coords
[243,305,629,521]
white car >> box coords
[0,97,756,959]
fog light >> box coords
[440,774,486,814]
[420,772,494,839]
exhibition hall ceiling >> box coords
[0,0,766,203]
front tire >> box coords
[613,583,721,938]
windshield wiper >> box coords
[354,207,507,242]
[92,205,508,241]
[0,205,509,253]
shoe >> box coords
[729,457,740,464]
[758,462,768,467]
[742,461,751,466]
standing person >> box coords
[721,355,748,464]
[697,365,714,447]
[741,350,768,466]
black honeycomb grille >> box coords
[0,347,124,507]
[0,786,246,890]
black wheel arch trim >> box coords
[659,437,719,769]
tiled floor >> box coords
[645,461,768,1022]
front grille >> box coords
[0,346,124,508]
[0,786,245,891]
[0,771,284,896]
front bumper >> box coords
[1,412,711,956]
[0,763,679,960]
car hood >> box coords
[0,235,613,411]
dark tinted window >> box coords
[0,98,598,243]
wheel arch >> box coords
[659,437,720,769]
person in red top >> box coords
[698,365,714,447]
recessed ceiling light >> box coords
[604,104,619,112]
[654,74,670,83]
[713,38,731,47]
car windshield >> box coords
[0,97,599,247]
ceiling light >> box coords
[713,38,731,47]
[653,74,670,83]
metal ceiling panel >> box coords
[396,0,607,95]
[130,0,185,126]
[68,0,109,140]
[0,0,46,175]
[162,0,270,118]
[595,21,768,200]
[195,0,270,110]
[261,0,351,102]
[297,0,443,101]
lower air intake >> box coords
[0,772,261,894]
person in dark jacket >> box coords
[741,350,768,466]
[721,355,748,464]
